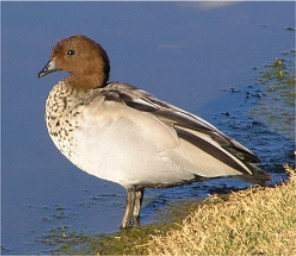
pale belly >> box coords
[66,113,196,189]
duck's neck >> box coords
[66,73,107,90]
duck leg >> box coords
[133,188,144,226]
[121,187,136,229]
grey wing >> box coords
[101,82,270,182]
[153,99,262,163]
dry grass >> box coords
[147,164,296,255]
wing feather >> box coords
[102,83,259,163]
[99,82,271,182]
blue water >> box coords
[1,2,295,254]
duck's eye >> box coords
[67,49,75,56]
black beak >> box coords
[38,59,57,78]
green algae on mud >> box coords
[40,222,174,254]
[39,199,205,254]
[249,50,295,141]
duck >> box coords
[38,34,271,228]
